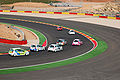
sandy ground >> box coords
[2,2,118,15]
[1,2,77,12]
[0,24,22,40]
[13,6,77,12]
[16,26,39,46]
[0,2,104,12]
[0,23,39,46]
[2,2,52,8]
[69,2,105,13]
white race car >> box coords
[8,48,29,56]
[72,39,83,46]
[30,44,45,51]
[68,30,75,35]
[56,39,67,46]
[48,44,63,52]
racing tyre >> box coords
[25,54,29,56]
[54,50,57,52]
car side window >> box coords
[10,49,14,52]
[37,45,41,47]
[50,45,54,48]
[56,45,59,47]
[57,45,60,48]
[31,45,36,47]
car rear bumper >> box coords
[72,43,80,45]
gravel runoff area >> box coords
[0,12,119,29]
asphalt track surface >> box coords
[0,14,120,80]
[0,17,93,68]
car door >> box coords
[56,45,59,51]
[58,45,62,51]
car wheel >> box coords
[37,50,39,52]
[13,54,16,57]
[25,54,29,56]
[43,48,45,50]
[54,50,56,52]
[61,48,63,51]
[10,54,14,57]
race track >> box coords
[0,14,120,80]
[0,17,93,68]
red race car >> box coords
[57,27,63,31]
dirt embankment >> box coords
[16,27,38,41]
[2,2,53,8]
[0,24,22,40]
[0,24,37,42]
[1,1,119,16]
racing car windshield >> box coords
[58,27,61,28]
[49,45,54,48]
[37,45,42,47]
[70,30,74,32]
[31,45,36,47]
[58,40,63,42]
[15,49,24,52]
[74,40,78,42]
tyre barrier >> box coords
[0,10,120,20]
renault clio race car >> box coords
[57,27,63,31]
[48,44,63,52]
[30,44,45,51]
[72,39,83,46]
[9,48,29,56]
[68,30,75,35]
[56,39,67,46]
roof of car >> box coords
[50,44,57,45]
[31,44,42,45]
[11,48,22,50]
[37,44,43,47]
[50,44,59,46]
[58,39,65,40]
[31,44,36,45]
[74,39,80,40]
